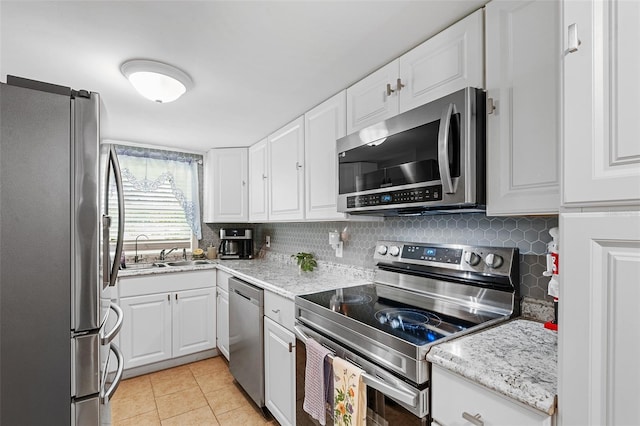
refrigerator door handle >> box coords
[108,146,124,287]
[100,303,123,345]
[102,343,124,403]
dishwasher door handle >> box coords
[233,289,252,301]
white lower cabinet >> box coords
[431,365,554,426]
[118,271,216,370]
[264,316,296,426]
[120,293,173,368]
[559,211,640,426]
[216,269,231,360]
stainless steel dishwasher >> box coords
[228,277,264,408]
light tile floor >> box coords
[112,356,277,426]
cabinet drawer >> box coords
[264,291,295,331]
[431,366,553,426]
[119,270,216,298]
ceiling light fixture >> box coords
[121,59,193,103]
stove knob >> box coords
[388,246,400,257]
[485,253,504,269]
[377,245,388,255]
[463,251,481,266]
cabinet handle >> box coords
[295,162,303,170]
[175,294,178,301]
[567,23,581,53]
[487,98,496,115]
[288,342,294,352]
[167,294,170,302]
[242,180,246,186]
[386,83,395,96]
[262,174,267,179]
[462,412,484,426]
[396,78,405,92]
[272,309,280,314]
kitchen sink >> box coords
[165,260,212,267]
[125,262,167,270]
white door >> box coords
[346,60,399,135]
[212,148,249,222]
[304,91,347,220]
[486,0,560,215]
[563,0,640,206]
[559,212,640,426]
[268,116,305,221]
[264,317,296,426]
[216,287,229,360]
[398,9,484,113]
[202,149,216,222]
[120,293,172,369]
[248,138,269,221]
[172,287,216,357]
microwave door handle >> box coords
[437,103,456,194]
[109,146,125,287]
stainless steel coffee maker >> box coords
[218,228,253,259]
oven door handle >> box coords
[294,325,419,408]
[437,102,456,194]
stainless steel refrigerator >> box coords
[0,76,125,425]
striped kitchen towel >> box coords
[303,338,333,425]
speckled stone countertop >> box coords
[427,319,557,415]
[215,258,373,299]
[117,256,374,300]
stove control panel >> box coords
[374,240,517,275]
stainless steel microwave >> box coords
[337,87,486,215]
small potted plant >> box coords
[292,252,317,272]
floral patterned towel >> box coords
[333,356,366,426]
[303,338,333,425]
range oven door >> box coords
[337,87,485,214]
[294,323,429,425]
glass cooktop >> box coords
[299,283,477,346]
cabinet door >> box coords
[304,91,347,220]
[559,212,640,426]
[563,0,640,206]
[211,148,249,222]
[264,317,296,426]
[431,365,553,426]
[172,287,216,357]
[398,9,484,113]
[346,60,399,135]
[486,0,560,215]
[249,138,269,221]
[216,287,229,360]
[268,116,305,221]
[120,293,172,369]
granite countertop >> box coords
[426,318,557,415]
[117,256,374,300]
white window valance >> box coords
[115,145,202,240]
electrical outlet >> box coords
[265,235,271,248]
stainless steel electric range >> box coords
[294,240,519,424]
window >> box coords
[108,145,202,253]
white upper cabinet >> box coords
[304,91,347,220]
[346,9,485,135]
[268,117,305,221]
[346,61,400,135]
[398,8,484,113]
[248,138,269,221]
[485,0,560,216]
[563,0,640,207]
[203,148,248,223]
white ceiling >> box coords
[1,0,486,153]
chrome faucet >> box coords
[134,234,149,263]
[159,247,179,261]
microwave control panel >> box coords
[346,185,442,208]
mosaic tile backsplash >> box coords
[202,214,558,301]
